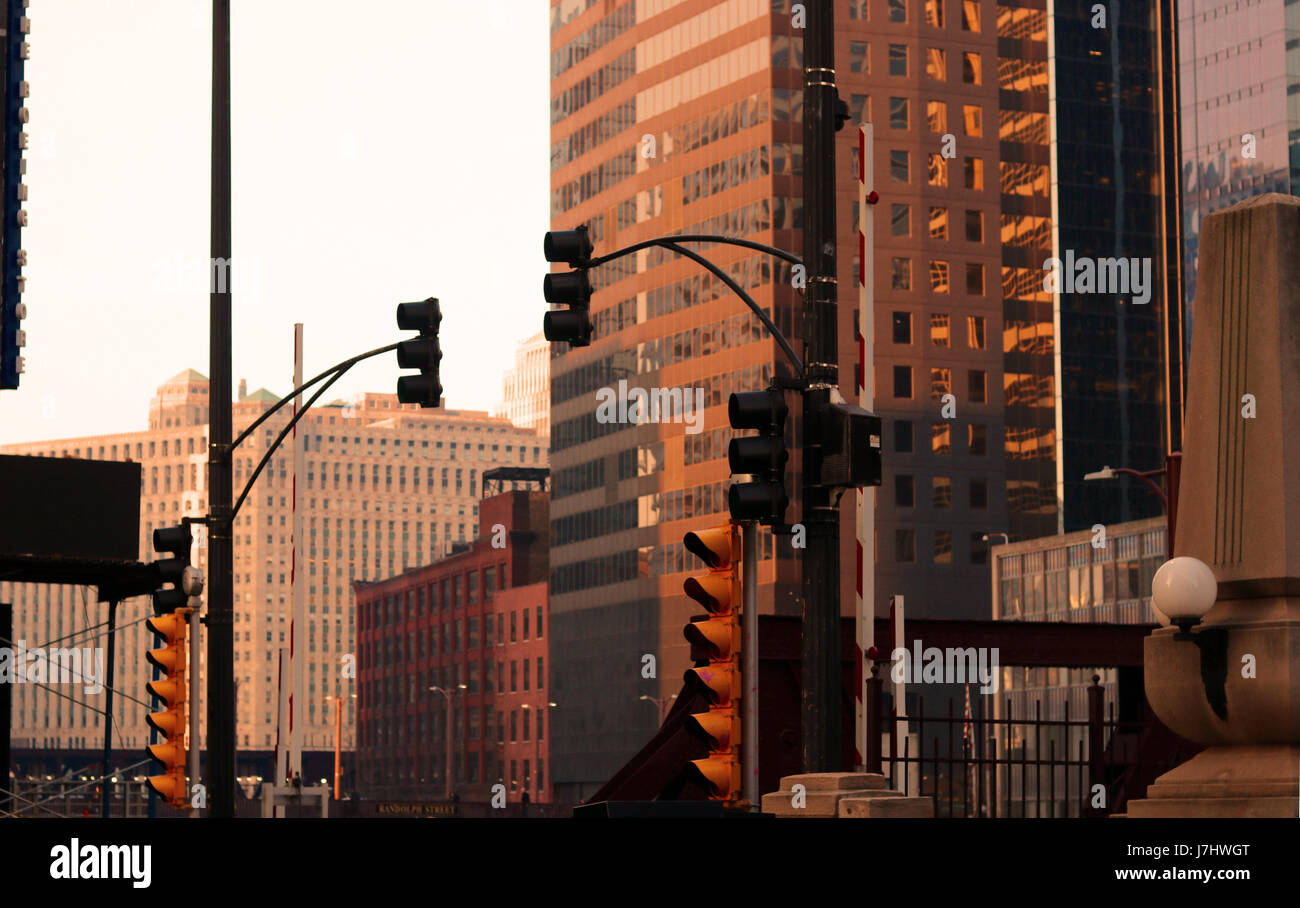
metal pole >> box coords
[333,697,341,800]
[855,122,875,769]
[100,599,118,819]
[800,0,841,772]
[290,324,305,780]
[208,0,236,818]
[445,693,453,800]
[742,522,759,807]
[0,603,11,816]
[1165,451,1181,555]
[188,604,201,816]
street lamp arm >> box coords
[657,240,806,377]
[230,362,352,522]
[1110,467,1168,505]
[231,341,400,450]
[588,233,804,268]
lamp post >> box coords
[429,685,466,800]
[1083,452,1182,552]
[639,694,676,725]
[323,694,356,801]
[520,702,558,803]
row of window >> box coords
[888,364,988,403]
[892,529,989,565]
[892,311,986,349]
[849,40,983,85]
[890,420,987,457]
[893,474,988,509]
[887,257,985,295]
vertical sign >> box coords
[0,0,29,389]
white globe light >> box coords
[1151,557,1218,622]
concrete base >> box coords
[1126,745,1300,818]
[760,772,931,818]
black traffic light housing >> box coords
[396,298,442,408]
[152,524,193,615]
[727,389,789,525]
[816,400,883,489]
[543,226,594,348]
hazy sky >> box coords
[0,0,549,444]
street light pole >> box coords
[429,685,464,800]
[207,0,235,819]
[801,0,842,773]
[1084,452,1183,552]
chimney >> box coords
[238,378,247,401]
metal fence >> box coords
[867,673,1193,818]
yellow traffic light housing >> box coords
[681,522,744,805]
[145,608,190,810]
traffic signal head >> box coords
[727,390,790,524]
[680,522,744,803]
[816,400,883,488]
[152,524,193,614]
[542,226,594,347]
[396,298,443,408]
[145,608,190,810]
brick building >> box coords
[353,488,552,802]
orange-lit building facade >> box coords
[546,0,1180,801]
[353,490,551,801]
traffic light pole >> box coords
[100,599,118,819]
[800,0,841,772]
[208,0,235,818]
[189,604,201,816]
[741,521,758,807]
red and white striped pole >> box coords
[855,122,876,768]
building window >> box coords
[968,370,987,404]
[968,424,988,456]
[891,257,912,290]
[889,44,908,76]
[896,529,916,563]
[970,532,989,564]
[970,478,988,509]
[850,41,869,73]
[967,315,986,349]
[892,311,912,344]
[929,206,948,239]
[962,52,981,84]
[888,0,907,22]
[928,154,947,187]
[930,368,951,399]
[849,0,869,19]
[927,100,947,132]
[929,260,950,293]
[932,423,951,454]
[895,475,915,508]
[962,0,981,31]
[934,530,953,564]
[925,47,946,80]
[889,97,909,129]
[930,313,950,346]
[966,263,985,295]
[890,149,910,182]
[965,210,983,243]
[891,203,911,237]
[851,93,871,124]
[933,476,953,508]
[924,0,943,27]
[963,105,983,136]
[893,366,913,399]
[894,420,914,453]
[964,156,984,190]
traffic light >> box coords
[0,3,30,390]
[396,298,443,407]
[681,522,743,803]
[817,398,883,488]
[542,226,593,347]
[145,609,189,809]
[152,524,194,615]
[727,389,789,524]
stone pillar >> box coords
[760,772,933,818]
[1128,193,1300,817]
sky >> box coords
[0,0,550,444]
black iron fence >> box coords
[865,671,1195,817]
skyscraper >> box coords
[546,0,1182,801]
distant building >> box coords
[989,515,1166,815]
[353,489,551,802]
[0,370,547,767]
[496,331,551,435]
